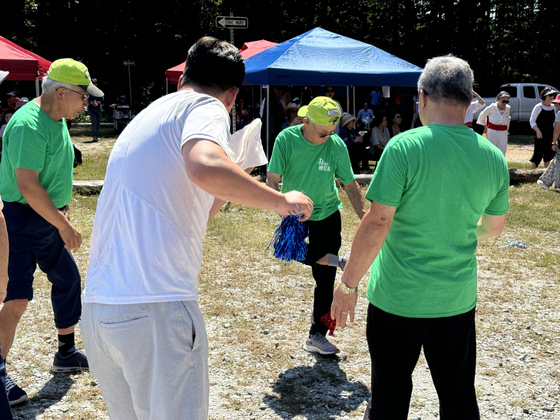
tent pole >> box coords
[266,85,270,169]
[353,87,356,116]
[35,76,39,97]
[346,86,350,114]
[165,79,168,95]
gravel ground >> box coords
[8,141,560,419]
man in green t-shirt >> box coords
[0,59,104,405]
[268,96,367,355]
[331,56,509,419]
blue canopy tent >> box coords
[243,28,424,159]
[243,27,423,87]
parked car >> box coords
[473,83,559,130]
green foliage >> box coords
[4,0,559,113]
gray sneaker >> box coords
[304,333,339,355]
[537,180,550,190]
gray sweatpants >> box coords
[81,300,209,420]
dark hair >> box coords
[540,87,553,100]
[372,113,387,128]
[181,37,245,94]
[1,108,15,125]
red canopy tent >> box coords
[0,36,52,96]
[164,40,278,91]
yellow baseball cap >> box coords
[305,96,341,126]
[47,58,104,97]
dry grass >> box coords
[8,129,560,419]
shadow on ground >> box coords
[11,373,74,419]
[264,354,370,419]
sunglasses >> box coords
[311,123,334,139]
[501,100,509,104]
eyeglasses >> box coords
[60,87,89,101]
[501,100,509,104]
[311,123,334,139]
[395,115,402,119]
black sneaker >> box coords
[51,349,89,373]
[5,374,27,406]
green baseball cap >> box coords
[305,96,341,126]
[47,58,104,97]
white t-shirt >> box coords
[83,90,232,304]
[464,100,485,125]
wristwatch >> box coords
[339,281,358,294]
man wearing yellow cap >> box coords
[267,96,367,355]
[0,58,101,405]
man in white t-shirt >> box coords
[80,37,313,420]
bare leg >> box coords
[544,161,551,168]
[315,254,329,266]
[58,326,75,335]
[531,162,537,169]
[0,299,28,360]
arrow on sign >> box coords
[216,16,248,29]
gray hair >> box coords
[417,55,473,106]
[495,91,510,102]
[41,77,75,95]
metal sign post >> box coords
[122,60,135,109]
[216,13,248,133]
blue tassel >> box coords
[268,214,308,262]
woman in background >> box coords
[370,114,390,162]
[476,91,511,157]
[537,94,560,190]
[388,111,403,138]
[529,87,559,168]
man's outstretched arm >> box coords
[331,201,396,328]
[183,139,313,220]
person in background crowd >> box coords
[476,91,511,156]
[357,102,374,126]
[369,87,383,114]
[388,111,403,138]
[0,109,15,140]
[464,90,485,130]
[0,58,102,406]
[260,86,285,161]
[280,102,301,131]
[339,113,366,174]
[280,89,292,108]
[331,55,509,420]
[529,87,559,168]
[14,97,28,110]
[370,114,390,161]
[87,79,104,142]
[537,94,560,191]
[6,92,19,110]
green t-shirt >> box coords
[365,124,510,318]
[0,100,74,208]
[268,125,355,221]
